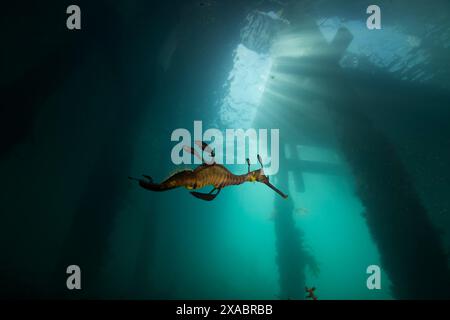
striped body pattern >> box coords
[129,153,288,200]
[190,164,250,189]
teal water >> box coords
[1,0,449,299]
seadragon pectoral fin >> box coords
[190,188,221,201]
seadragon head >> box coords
[247,155,288,199]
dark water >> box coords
[1,0,449,299]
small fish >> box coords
[295,207,309,216]
[305,287,318,300]
[268,207,309,220]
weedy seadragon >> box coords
[129,141,288,201]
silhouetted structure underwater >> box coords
[1,0,449,300]
[282,4,450,298]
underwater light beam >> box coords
[219,44,273,129]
